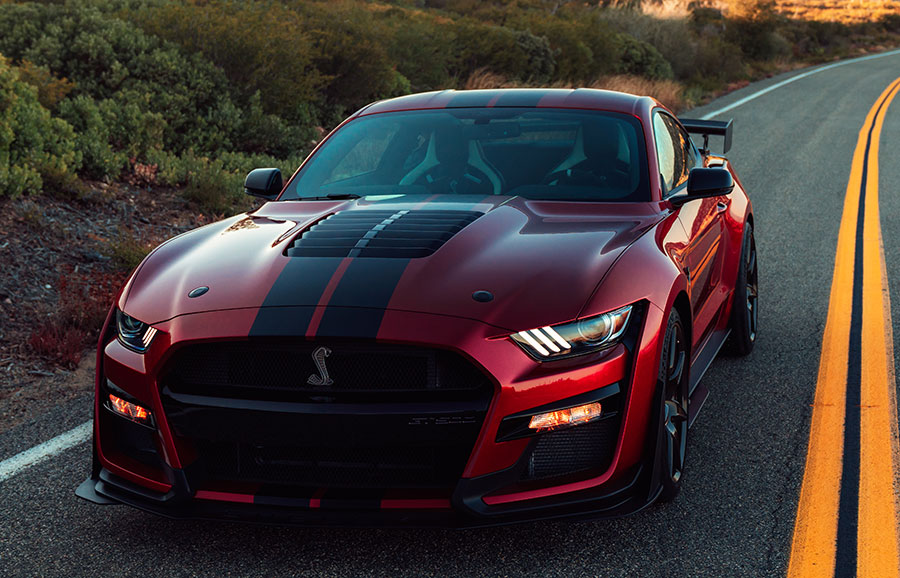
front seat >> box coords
[401,125,504,195]
[545,117,628,189]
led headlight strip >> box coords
[511,305,633,361]
[116,309,158,353]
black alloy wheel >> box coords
[727,223,758,356]
[657,309,689,503]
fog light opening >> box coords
[528,402,603,433]
[107,393,153,427]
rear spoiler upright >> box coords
[679,118,733,155]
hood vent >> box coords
[287,209,482,259]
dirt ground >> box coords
[0,183,226,433]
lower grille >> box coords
[522,417,621,480]
[198,441,473,488]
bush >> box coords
[28,323,87,369]
[182,158,245,215]
[105,229,152,272]
[0,55,80,197]
[29,266,129,367]
[0,1,309,166]
[129,0,323,121]
[614,35,674,80]
[58,95,126,180]
[14,60,74,110]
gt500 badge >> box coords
[408,416,477,426]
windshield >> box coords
[282,108,650,202]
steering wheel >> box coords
[417,164,493,195]
[541,168,606,187]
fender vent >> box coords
[287,209,482,259]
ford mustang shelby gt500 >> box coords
[77,88,757,526]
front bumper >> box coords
[79,303,668,526]
[77,461,654,528]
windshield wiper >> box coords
[297,193,362,201]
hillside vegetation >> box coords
[0,0,898,377]
[0,0,897,213]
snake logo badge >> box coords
[306,346,334,386]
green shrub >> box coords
[130,0,324,121]
[182,158,245,215]
[58,95,124,180]
[614,35,673,80]
[105,228,152,272]
[0,2,308,161]
[510,9,624,81]
[0,55,80,197]
[15,60,74,110]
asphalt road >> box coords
[4,52,900,577]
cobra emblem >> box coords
[307,346,334,386]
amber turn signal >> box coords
[108,393,153,426]
[528,402,603,432]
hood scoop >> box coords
[286,209,482,259]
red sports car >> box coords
[77,89,756,526]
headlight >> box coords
[116,309,157,353]
[510,305,633,361]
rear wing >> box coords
[679,118,733,155]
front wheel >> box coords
[726,223,758,356]
[657,309,689,503]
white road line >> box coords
[0,421,91,483]
[701,48,900,119]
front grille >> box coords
[197,441,473,488]
[287,209,482,259]
[164,341,489,401]
[160,341,493,491]
[522,417,621,480]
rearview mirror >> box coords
[244,168,283,200]
[670,167,734,206]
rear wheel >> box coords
[657,309,689,503]
[726,223,758,356]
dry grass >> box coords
[640,0,695,19]
[587,75,687,111]
[641,0,899,22]
[464,69,687,112]
[775,0,900,23]
[464,68,519,89]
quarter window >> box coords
[653,113,676,193]
[654,112,696,195]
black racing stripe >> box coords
[249,257,344,336]
[493,90,547,107]
[832,88,894,577]
[314,258,410,338]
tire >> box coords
[726,223,758,356]
[657,309,689,503]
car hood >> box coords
[122,195,663,333]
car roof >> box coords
[357,88,657,119]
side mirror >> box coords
[244,168,283,200]
[670,167,734,206]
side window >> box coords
[653,113,676,193]
[662,115,695,188]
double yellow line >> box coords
[788,78,900,577]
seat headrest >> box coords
[581,117,620,162]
